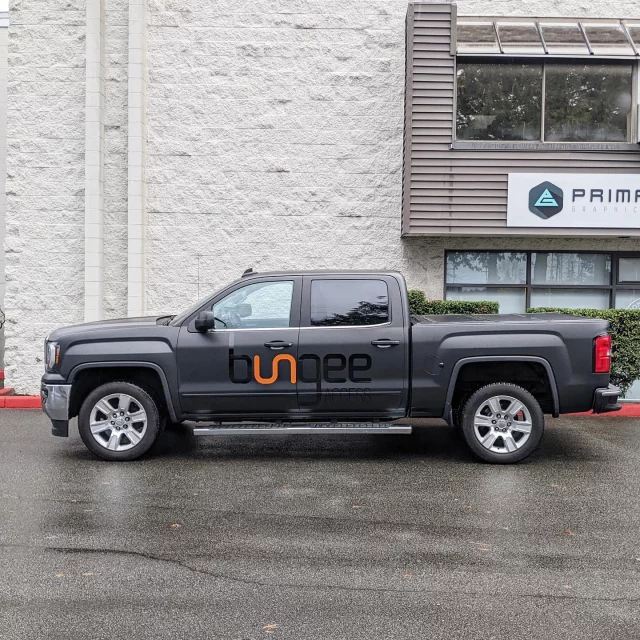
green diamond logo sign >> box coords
[528,181,564,219]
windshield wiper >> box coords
[155,315,175,326]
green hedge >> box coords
[408,290,499,315]
[528,307,640,395]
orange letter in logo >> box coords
[253,354,297,385]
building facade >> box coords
[6,0,640,394]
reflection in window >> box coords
[618,258,640,283]
[545,64,633,142]
[445,286,526,314]
[531,253,611,285]
[446,252,527,285]
[616,289,640,309]
[456,63,542,141]
[310,280,389,327]
[213,281,293,329]
[530,288,610,310]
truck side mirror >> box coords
[194,311,216,332]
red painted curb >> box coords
[0,370,5,381]
[0,396,42,409]
[566,403,640,418]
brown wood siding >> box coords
[402,2,640,237]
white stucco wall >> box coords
[5,0,640,393]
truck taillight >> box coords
[594,334,612,374]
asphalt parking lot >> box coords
[1,411,640,640]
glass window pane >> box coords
[626,24,640,51]
[496,23,544,54]
[446,252,527,284]
[531,253,611,285]
[618,258,640,283]
[446,286,526,314]
[456,63,542,141]
[213,281,294,329]
[530,288,610,310]
[310,280,389,327]
[583,23,634,55]
[540,23,589,55]
[615,289,640,309]
[544,63,633,142]
[457,22,499,54]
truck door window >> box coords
[310,280,389,327]
[213,281,294,329]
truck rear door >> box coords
[297,275,408,418]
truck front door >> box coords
[176,277,302,418]
[297,275,408,419]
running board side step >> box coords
[192,422,412,436]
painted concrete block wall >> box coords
[103,0,129,319]
[143,0,640,317]
[143,0,417,315]
[6,0,86,393]
[0,22,8,367]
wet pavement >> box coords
[1,411,640,639]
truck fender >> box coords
[68,361,179,423]
[442,355,560,424]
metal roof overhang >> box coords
[456,17,640,59]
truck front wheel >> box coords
[78,381,164,461]
[460,383,544,464]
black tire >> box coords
[78,381,164,461]
[460,383,544,464]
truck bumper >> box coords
[41,383,71,437]
[592,384,621,414]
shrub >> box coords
[408,290,499,316]
[527,307,640,395]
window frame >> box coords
[444,250,640,310]
[454,56,638,148]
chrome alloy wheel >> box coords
[473,395,533,454]
[89,393,148,452]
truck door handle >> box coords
[264,340,293,350]
[371,339,400,348]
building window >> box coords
[456,61,634,143]
[445,251,640,312]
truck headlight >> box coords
[45,341,60,371]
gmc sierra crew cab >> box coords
[41,270,621,464]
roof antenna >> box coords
[242,267,255,277]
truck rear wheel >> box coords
[460,383,544,464]
[78,381,164,461]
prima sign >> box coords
[508,173,640,229]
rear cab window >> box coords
[309,279,390,327]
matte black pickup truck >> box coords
[42,270,620,463]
